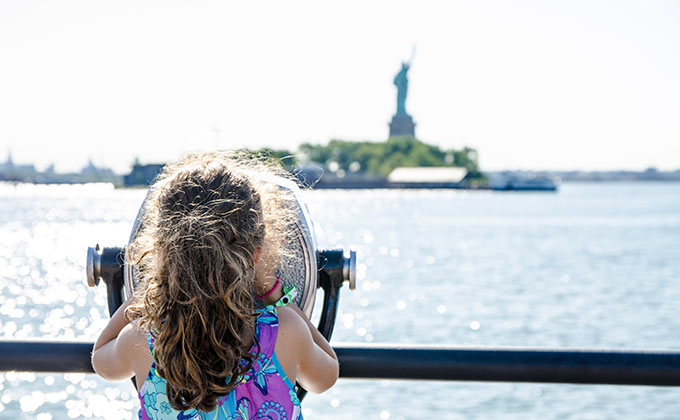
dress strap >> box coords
[146,330,156,355]
[145,330,159,380]
[254,306,279,358]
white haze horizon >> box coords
[1,1,679,174]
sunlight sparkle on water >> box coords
[0,183,678,419]
[342,313,354,329]
[20,392,44,412]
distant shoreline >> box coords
[487,169,680,183]
[2,168,679,187]
[3,178,680,191]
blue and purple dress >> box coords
[138,307,302,420]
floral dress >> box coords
[138,307,302,420]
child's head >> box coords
[125,150,296,411]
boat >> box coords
[489,172,559,191]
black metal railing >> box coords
[6,245,678,388]
[2,340,679,386]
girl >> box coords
[92,151,339,419]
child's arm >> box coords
[91,299,140,381]
[279,305,339,394]
[289,304,337,364]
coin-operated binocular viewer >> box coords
[85,176,356,344]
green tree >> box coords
[298,136,482,179]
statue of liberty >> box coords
[389,48,416,138]
[394,61,410,116]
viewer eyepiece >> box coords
[343,250,357,290]
[86,244,102,287]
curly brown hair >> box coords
[125,150,297,411]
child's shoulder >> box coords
[115,322,154,379]
[272,306,311,373]
[118,322,150,350]
[256,305,312,353]
[275,306,311,343]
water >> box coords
[1,182,679,419]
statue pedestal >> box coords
[389,114,416,138]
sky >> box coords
[1,0,679,174]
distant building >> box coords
[0,151,13,171]
[0,151,36,175]
[387,167,468,185]
[81,159,116,177]
[81,159,98,176]
[124,163,164,186]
